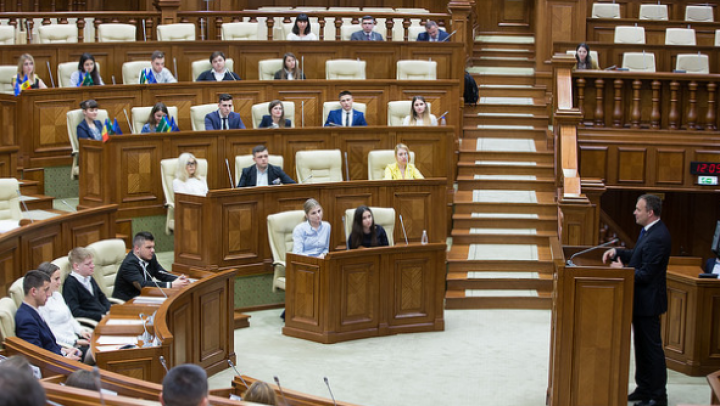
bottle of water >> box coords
[421,230,428,245]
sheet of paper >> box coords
[133,296,167,305]
[96,336,138,345]
[105,319,145,326]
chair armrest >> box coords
[75,317,98,328]
[108,297,125,305]
[273,260,286,268]
[165,202,174,209]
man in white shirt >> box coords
[142,50,177,84]
[324,90,368,127]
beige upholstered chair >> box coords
[97,23,136,42]
[86,238,127,304]
[131,106,179,134]
[234,154,284,186]
[122,61,152,85]
[676,54,710,74]
[8,277,24,308]
[58,61,101,88]
[387,100,432,126]
[639,4,669,20]
[322,102,367,126]
[326,59,366,80]
[367,150,415,180]
[591,2,620,18]
[397,60,437,80]
[221,22,259,40]
[716,30,720,47]
[614,26,646,44]
[251,101,295,129]
[622,52,656,72]
[160,158,208,234]
[685,5,714,22]
[190,103,218,131]
[0,65,16,94]
[295,149,343,184]
[52,256,72,293]
[258,59,283,80]
[344,207,396,246]
[665,28,696,46]
[191,58,235,82]
[0,25,16,45]
[0,297,17,344]
[409,26,426,41]
[0,178,22,233]
[267,210,306,292]
[157,23,196,41]
[66,108,109,179]
[37,24,78,43]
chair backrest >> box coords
[131,106,179,134]
[8,277,24,308]
[157,23,196,41]
[622,52,656,72]
[344,207,396,246]
[267,210,306,265]
[160,158,209,208]
[387,100,432,126]
[409,26,426,41]
[326,59,366,80]
[37,24,78,43]
[86,238,127,299]
[716,29,720,47]
[367,150,415,180]
[295,149,343,183]
[221,22,259,40]
[97,23,136,42]
[0,178,21,222]
[396,60,437,80]
[251,101,295,128]
[676,54,709,74]
[685,5,714,22]
[258,59,283,80]
[190,103,219,131]
[322,102,367,125]
[0,25,15,45]
[639,4,668,20]
[614,26,645,44]
[0,297,17,342]
[58,61,101,88]
[66,108,109,154]
[52,256,72,294]
[122,60,152,85]
[565,50,600,65]
[591,3,621,18]
[191,59,235,82]
[340,25,383,41]
[235,154,284,185]
[0,66,16,94]
[665,28,696,46]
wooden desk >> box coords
[283,243,446,344]
[228,376,363,406]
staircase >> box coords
[446,33,557,310]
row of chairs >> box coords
[592,3,715,22]
[613,25,720,46]
[570,48,709,73]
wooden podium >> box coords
[283,243,446,344]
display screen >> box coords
[690,162,720,175]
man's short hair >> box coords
[218,93,233,103]
[252,145,268,156]
[133,231,155,248]
[161,364,208,406]
[0,365,45,406]
[362,15,374,22]
[339,90,352,99]
[639,194,663,217]
[425,20,438,29]
[22,270,49,297]
[68,247,92,266]
[151,50,165,61]
[209,51,225,64]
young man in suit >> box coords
[603,194,671,406]
[417,21,450,42]
[204,93,246,130]
[350,16,384,41]
[62,247,111,322]
[237,145,296,187]
[324,91,368,127]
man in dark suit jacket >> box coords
[350,16,384,41]
[417,21,450,42]
[62,247,111,322]
[205,93,245,130]
[237,145,296,187]
[113,232,189,301]
[324,90,368,127]
[603,194,671,406]
[15,270,81,361]
[706,256,719,274]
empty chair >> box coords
[0,65,17,94]
[189,103,217,131]
[221,22,259,40]
[614,26,646,44]
[96,23,136,42]
[8,277,24,308]
[676,54,709,74]
[639,4,669,20]
[325,59,366,80]
[665,28,696,46]
[258,59,283,80]
[37,24,78,43]
[131,105,179,134]
[685,5,714,22]
[160,158,208,234]
[157,23,196,41]
[266,210,306,292]
[591,3,621,18]
[58,61,101,88]
[191,58,235,82]
[716,29,720,46]
[0,178,22,233]
[622,52,656,72]
[0,25,15,44]
[322,101,367,126]
[121,60,152,84]
[251,101,295,128]
[396,60,437,80]
[344,207,396,246]
[235,154,284,185]
[367,150,415,180]
[295,149,343,184]
[387,100,432,126]
[67,108,109,178]
[86,239,127,304]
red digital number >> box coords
[711,164,718,174]
[699,163,707,173]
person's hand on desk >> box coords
[62,347,81,361]
[76,330,93,346]
[172,275,190,289]
[602,248,624,268]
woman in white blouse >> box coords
[402,95,438,126]
[173,152,208,196]
[286,13,317,41]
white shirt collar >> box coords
[644,218,660,231]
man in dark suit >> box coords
[417,21,450,42]
[324,90,367,127]
[15,270,81,361]
[114,232,189,301]
[350,16,384,41]
[62,247,111,322]
[204,93,245,130]
[603,194,671,406]
[237,145,296,187]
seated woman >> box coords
[173,152,208,196]
[402,95,437,126]
[292,198,330,259]
[348,205,389,249]
[70,53,105,87]
[384,143,424,180]
[273,52,306,80]
[77,99,103,141]
[286,13,317,41]
[141,102,169,133]
[12,54,47,90]
[259,100,291,129]
[243,381,277,406]
[196,51,241,81]
[574,43,599,70]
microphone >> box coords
[17,189,33,223]
[60,199,76,212]
[46,61,56,88]
[327,122,342,127]
[138,313,154,346]
[141,266,168,299]
[93,366,106,406]
[273,376,289,406]
[26,20,32,44]
[111,75,116,85]
[442,30,458,42]
[142,19,147,42]
[341,215,348,249]
[225,158,235,188]
[604,65,617,71]
[566,238,619,267]
[301,100,305,128]
[173,58,178,80]
[324,377,337,406]
[123,108,133,134]
[159,355,169,374]
[344,151,350,181]
[226,359,249,389]
[439,111,449,120]
[398,214,409,245]
[301,173,313,183]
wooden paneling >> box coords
[536,0,587,72]
[475,0,533,32]
[0,146,18,177]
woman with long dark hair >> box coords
[348,205,389,249]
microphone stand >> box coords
[566,238,619,267]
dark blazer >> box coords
[706,258,719,274]
[113,252,177,301]
[324,109,367,127]
[350,30,384,41]
[204,111,245,130]
[77,120,103,141]
[417,30,450,42]
[15,303,62,355]
[237,164,296,187]
[258,115,291,129]
[273,70,306,80]
[195,70,241,81]
[348,224,390,249]
[62,275,111,322]
[615,220,672,317]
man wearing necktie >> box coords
[350,16,384,41]
[602,194,671,406]
[204,93,246,131]
[324,90,368,127]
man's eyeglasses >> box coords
[187,161,197,166]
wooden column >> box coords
[448,0,474,64]
[153,0,180,25]
[536,0,587,74]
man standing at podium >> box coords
[602,194,671,406]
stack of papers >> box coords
[134,296,167,305]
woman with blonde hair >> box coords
[13,54,47,90]
[292,198,331,259]
[173,152,208,196]
[384,143,424,180]
[403,96,437,126]
[243,381,277,405]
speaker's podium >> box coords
[283,243,446,344]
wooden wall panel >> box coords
[0,238,20,297]
[338,258,379,332]
[617,148,646,183]
[170,300,192,366]
[710,295,720,359]
[198,287,226,365]
[664,286,688,354]
[656,149,685,185]
[0,100,17,148]
[394,258,427,317]
[23,224,63,271]
[290,261,322,330]
[392,190,431,241]
[579,146,608,180]
[176,200,204,262]
[224,202,260,262]
[0,147,18,178]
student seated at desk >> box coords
[196,51,241,82]
[287,13,317,41]
[348,205,389,249]
[70,53,104,87]
[205,93,246,130]
[574,43,599,70]
[12,54,47,90]
[384,143,424,180]
[403,96,437,126]
[259,100,291,129]
[63,247,111,323]
[0,358,46,406]
[237,145,295,187]
[77,99,103,141]
[173,152,208,196]
[324,90,367,127]
[293,198,331,259]
[141,102,171,133]
[274,53,306,80]
[243,381,278,406]
[143,50,177,84]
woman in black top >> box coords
[348,205,389,249]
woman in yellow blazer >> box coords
[384,143,424,180]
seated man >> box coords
[113,232,189,301]
[0,362,46,406]
[324,90,367,127]
[417,21,449,42]
[62,247,111,322]
[350,16,383,41]
[205,93,245,130]
[15,270,81,361]
[143,50,177,84]
[160,364,209,406]
[237,145,296,187]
